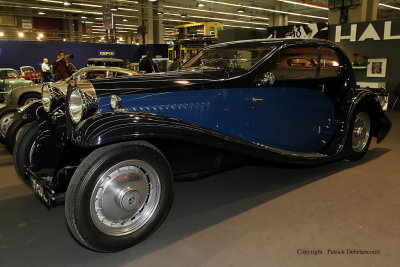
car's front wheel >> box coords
[349,109,372,160]
[65,141,174,252]
[6,118,32,154]
[0,106,17,143]
[13,121,39,182]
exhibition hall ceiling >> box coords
[1,0,400,41]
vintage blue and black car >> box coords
[14,38,391,252]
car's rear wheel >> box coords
[349,109,372,160]
[5,118,32,154]
[65,141,174,252]
[0,106,17,143]
[13,121,39,183]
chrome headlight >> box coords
[69,89,84,124]
[42,84,51,112]
[110,94,122,110]
[41,84,65,113]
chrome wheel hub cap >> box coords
[24,98,39,106]
[90,160,161,236]
[352,112,370,153]
[0,113,14,138]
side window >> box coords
[319,47,340,78]
[268,47,319,80]
[115,72,129,77]
[86,71,107,79]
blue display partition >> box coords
[0,40,167,69]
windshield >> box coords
[182,47,275,71]
[6,70,19,78]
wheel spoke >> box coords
[352,112,370,153]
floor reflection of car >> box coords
[5,66,137,106]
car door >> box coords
[249,45,336,153]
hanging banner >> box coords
[103,3,113,30]
[266,23,329,40]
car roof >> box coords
[0,68,17,71]
[205,38,338,50]
[87,58,124,62]
[78,66,135,72]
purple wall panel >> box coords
[0,40,167,69]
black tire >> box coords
[18,93,41,106]
[5,118,32,154]
[0,106,18,143]
[65,141,174,252]
[348,108,372,160]
[13,121,39,183]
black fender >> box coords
[14,100,45,121]
[349,89,391,143]
[72,111,243,149]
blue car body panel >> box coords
[98,85,335,152]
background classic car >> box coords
[13,39,390,252]
[5,66,137,107]
[0,66,137,152]
[0,68,33,100]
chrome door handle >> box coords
[252,97,264,104]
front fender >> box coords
[71,111,232,148]
[15,100,43,121]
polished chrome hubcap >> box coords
[352,112,370,153]
[0,113,14,138]
[90,160,161,236]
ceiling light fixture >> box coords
[72,3,102,8]
[181,14,187,17]
[198,0,328,20]
[63,1,71,6]
[197,2,205,7]
[122,17,128,22]
[164,12,267,25]
[277,0,328,10]
[38,11,45,15]
[149,0,158,2]
[156,10,164,15]
[163,5,269,21]
[110,5,118,11]
[18,32,24,38]
[237,7,245,13]
[0,32,4,37]
[379,3,400,10]
[81,16,87,19]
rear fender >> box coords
[350,90,391,143]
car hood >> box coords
[10,80,67,95]
[89,68,247,96]
[7,78,32,84]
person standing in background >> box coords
[52,50,72,81]
[167,57,181,71]
[139,51,159,73]
[41,58,52,82]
